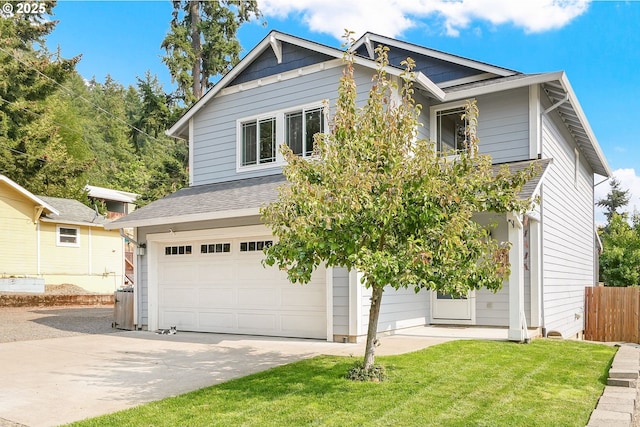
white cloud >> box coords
[594,168,640,226]
[259,0,591,39]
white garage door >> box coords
[156,232,327,339]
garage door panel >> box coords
[281,313,325,338]
[198,262,234,280]
[161,264,197,282]
[238,313,277,331]
[199,288,235,307]
[160,287,198,307]
[237,288,278,306]
[282,287,324,308]
[199,312,234,329]
[161,310,197,329]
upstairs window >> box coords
[285,107,324,157]
[241,117,276,166]
[431,100,474,155]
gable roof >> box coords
[167,30,448,140]
[38,196,108,227]
[0,174,58,215]
[106,160,550,230]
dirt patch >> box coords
[0,284,113,307]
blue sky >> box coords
[44,0,640,221]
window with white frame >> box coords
[57,225,79,247]
[431,101,473,154]
[237,103,326,170]
[285,107,324,157]
[241,117,276,166]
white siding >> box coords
[541,113,595,338]
[361,285,430,334]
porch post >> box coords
[529,218,542,327]
[507,212,526,341]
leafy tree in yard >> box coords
[599,213,640,287]
[261,40,538,374]
[597,178,630,224]
[161,0,262,105]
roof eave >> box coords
[39,218,106,228]
[104,207,262,230]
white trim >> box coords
[269,33,282,64]
[363,34,375,59]
[507,212,526,341]
[88,227,92,275]
[325,266,334,341]
[56,225,80,248]
[188,118,194,186]
[147,224,271,243]
[443,72,564,102]
[104,207,261,230]
[416,72,446,101]
[220,60,343,98]
[348,269,361,337]
[147,240,159,332]
[36,220,41,275]
[529,85,540,160]
[40,218,105,228]
[437,73,496,89]
[529,218,542,328]
[0,174,59,215]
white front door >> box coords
[431,290,475,324]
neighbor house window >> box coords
[285,107,324,157]
[431,100,474,154]
[241,117,276,166]
[57,226,79,247]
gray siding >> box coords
[192,65,374,186]
[361,285,430,333]
[332,267,350,335]
[420,87,530,164]
[135,216,262,327]
[476,88,530,163]
[541,111,595,338]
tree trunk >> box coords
[189,0,202,100]
[363,284,384,370]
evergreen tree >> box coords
[597,178,630,223]
[161,0,261,104]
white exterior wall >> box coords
[361,282,430,336]
[541,112,595,338]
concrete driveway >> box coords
[0,329,454,427]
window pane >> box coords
[242,122,257,166]
[223,243,231,253]
[259,118,275,163]
[201,244,207,253]
[304,108,323,156]
[60,227,77,236]
[215,243,223,253]
[286,112,303,155]
[437,108,467,152]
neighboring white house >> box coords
[106,31,610,341]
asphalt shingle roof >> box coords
[109,159,550,229]
[38,196,107,225]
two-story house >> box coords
[106,31,610,341]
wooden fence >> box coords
[584,286,640,343]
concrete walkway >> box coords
[587,344,640,427]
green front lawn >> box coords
[70,339,615,427]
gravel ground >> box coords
[0,306,117,343]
